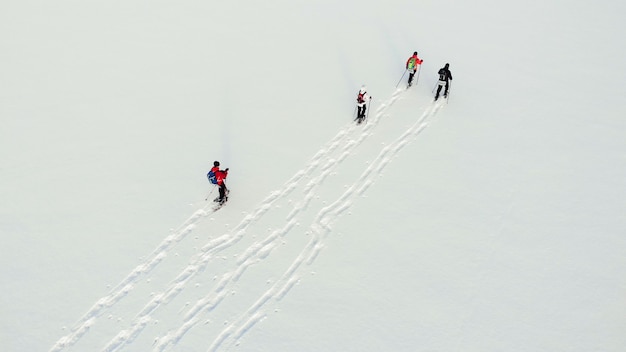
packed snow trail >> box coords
[203,99,445,352]
[102,89,406,352]
[49,208,209,351]
[51,121,359,352]
[51,88,443,352]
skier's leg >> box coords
[444,82,449,97]
[218,184,226,202]
[435,85,442,100]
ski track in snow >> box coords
[50,88,445,352]
[203,96,444,352]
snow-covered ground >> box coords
[2,0,625,351]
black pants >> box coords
[435,82,449,99]
[357,105,366,119]
[218,183,228,202]
[408,69,417,85]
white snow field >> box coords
[1,0,625,351]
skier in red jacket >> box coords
[405,51,424,87]
[210,161,229,204]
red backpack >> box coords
[357,91,365,103]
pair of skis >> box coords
[354,114,368,125]
[205,188,229,212]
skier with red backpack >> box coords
[207,161,229,204]
[355,85,371,124]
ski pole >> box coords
[395,69,407,88]
[415,65,422,85]
[205,185,217,201]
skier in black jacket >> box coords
[434,63,453,101]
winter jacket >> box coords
[406,54,423,70]
[438,67,453,82]
[210,166,228,185]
